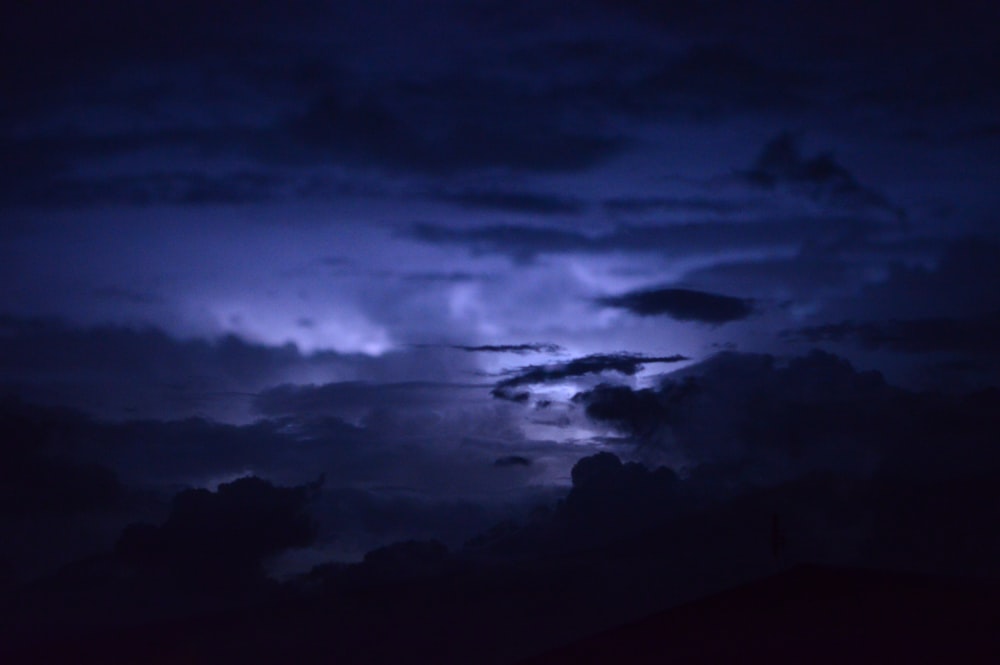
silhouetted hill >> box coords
[520,564,1000,664]
[6,563,998,664]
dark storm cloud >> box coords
[950,123,1000,143]
[4,0,996,221]
[0,394,559,584]
[284,89,626,174]
[1,0,332,124]
[252,381,483,418]
[430,189,587,215]
[6,76,623,189]
[0,121,329,211]
[586,348,994,483]
[1,170,288,209]
[0,317,355,379]
[397,271,492,284]
[589,0,723,26]
[0,318,539,502]
[508,36,661,74]
[596,287,755,324]
[622,45,815,117]
[2,4,636,217]
[474,431,1000,587]
[0,405,355,499]
[603,196,744,216]
[2,35,817,208]
[574,350,906,479]
[559,452,680,534]
[571,383,668,439]
[507,32,818,119]
[741,133,902,217]
[303,486,559,573]
[791,239,1000,387]
[4,1,839,213]
[494,455,532,468]
[91,287,164,306]
[491,352,688,401]
[82,415,362,486]
[784,313,1000,356]
[408,222,591,261]
[1,1,327,64]
[0,399,162,586]
[845,238,1000,320]
[0,317,317,379]
[599,0,1000,72]
[677,252,855,300]
[0,393,534,512]
[466,451,684,553]
[408,215,877,262]
[451,343,564,354]
[0,399,126,516]
[0,316,362,418]
[116,475,321,589]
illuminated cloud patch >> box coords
[491,352,689,402]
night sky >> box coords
[3,0,1000,592]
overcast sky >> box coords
[3,1,1000,575]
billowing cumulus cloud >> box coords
[561,452,679,527]
[116,475,321,589]
[596,287,755,324]
[574,350,906,481]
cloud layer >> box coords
[596,287,755,324]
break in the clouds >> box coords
[491,353,689,402]
[596,287,755,324]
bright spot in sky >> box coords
[534,383,583,402]
[448,283,504,338]
[211,302,393,355]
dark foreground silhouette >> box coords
[4,564,999,664]
[522,564,1000,664]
